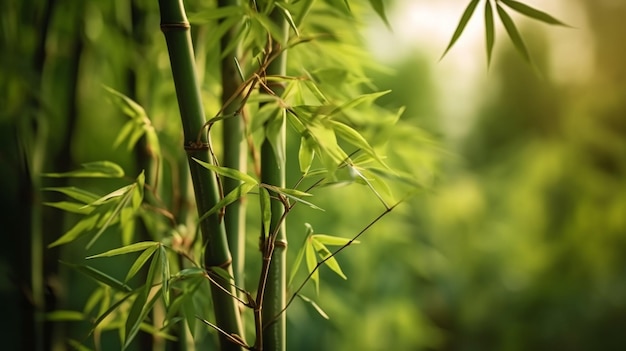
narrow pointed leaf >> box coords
[43,187,100,204]
[501,0,569,26]
[43,161,125,178]
[44,201,93,214]
[259,186,271,239]
[298,294,329,319]
[311,240,347,280]
[441,0,480,59]
[197,182,256,223]
[159,245,170,307]
[193,158,258,184]
[368,0,390,29]
[87,241,159,259]
[298,136,315,174]
[305,241,319,294]
[125,245,159,282]
[63,262,132,292]
[485,0,495,65]
[311,234,359,246]
[497,4,531,63]
[48,215,99,248]
[276,2,300,36]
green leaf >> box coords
[276,2,300,36]
[485,0,495,66]
[441,0,480,59]
[46,310,85,321]
[86,241,159,259]
[48,215,99,247]
[63,262,132,292]
[43,161,125,178]
[368,0,390,29]
[67,339,93,351]
[43,187,100,204]
[266,109,287,168]
[501,0,569,26]
[159,245,171,307]
[103,85,146,119]
[43,201,93,214]
[298,135,315,174]
[289,223,314,286]
[330,121,386,167]
[124,290,161,350]
[193,158,258,184]
[198,182,257,223]
[311,239,347,280]
[87,184,133,207]
[305,240,319,294]
[298,294,329,319]
[311,234,359,246]
[496,4,531,63]
[259,187,271,239]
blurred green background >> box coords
[2,0,626,350]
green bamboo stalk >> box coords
[218,0,247,292]
[261,5,290,351]
[157,1,244,350]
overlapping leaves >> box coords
[442,0,569,65]
[44,163,145,249]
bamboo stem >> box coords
[260,5,290,351]
[157,1,244,350]
[218,0,247,294]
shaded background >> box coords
[2,0,626,350]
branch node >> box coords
[160,22,190,32]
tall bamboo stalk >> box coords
[261,5,289,351]
[157,1,244,350]
[218,0,247,292]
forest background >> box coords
[2,0,626,350]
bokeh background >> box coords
[2,0,626,350]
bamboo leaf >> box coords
[124,289,162,350]
[501,0,569,26]
[305,240,319,294]
[125,245,159,282]
[43,161,125,178]
[330,121,386,167]
[87,184,133,207]
[298,135,315,174]
[441,0,480,59]
[298,294,329,319]
[67,339,93,351]
[43,201,93,214]
[62,262,132,292]
[289,223,314,286]
[160,245,171,307]
[276,2,300,36]
[103,85,146,118]
[43,186,100,204]
[368,0,390,29]
[259,186,271,239]
[48,215,99,248]
[485,0,495,66]
[311,239,347,280]
[193,158,258,184]
[86,241,159,259]
[266,109,287,168]
[311,234,359,246]
[46,310,85,321]
[197,182,257,223]
[497,4,531,63]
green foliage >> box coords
[443,0,569,65]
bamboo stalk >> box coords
[157,1,244,350]
[261,5,290,351]
[218,0,247,294]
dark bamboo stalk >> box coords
[218,0,247,293]
[261,5,290,351]
[157,1,244,350]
